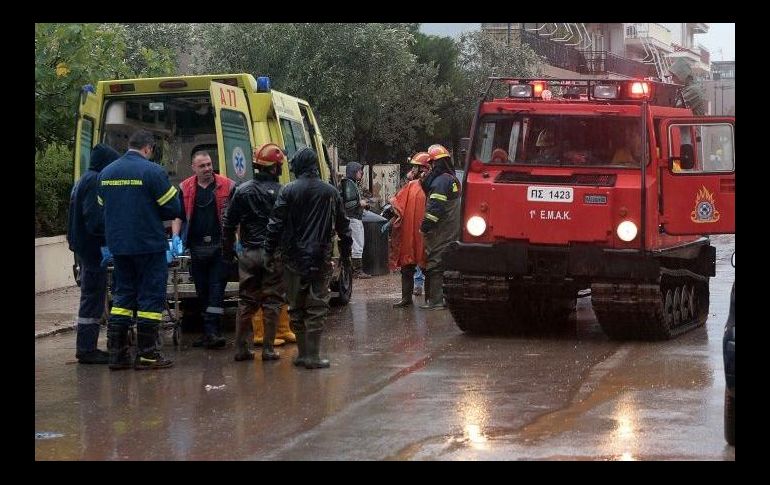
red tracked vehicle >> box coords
[443,78,735,339]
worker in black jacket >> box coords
[67,143,121,364]
[222,143,287,362]
[263,147,352,369]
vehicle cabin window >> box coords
[669,123,734,173]
[473,115,643,168]
[79,117,94,177]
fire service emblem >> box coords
[690,186,720,223]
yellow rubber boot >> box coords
[275,304,296,343]
[252,309,285,347]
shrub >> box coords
[35,144,74,237]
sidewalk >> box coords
[35,286,80,339]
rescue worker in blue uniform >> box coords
[264,147,353,369]
[420,144,461,310]
[222,143,287,362]
[67,143,121,364]
[98,130,181,370]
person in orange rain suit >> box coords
[388,152,432,307]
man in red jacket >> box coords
[172,151,235,348]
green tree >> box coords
[196,23,448,162]
[35,23,179,236]
[35,23,177,153]
[454,31,543,152]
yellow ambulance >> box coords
[73,74,351,315]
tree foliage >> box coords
[195,23,448,162]
[34,23,179,154]
[454,32,543,143]
[35,23,180,236]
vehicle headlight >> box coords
[466,216,487,237]
[616,220,638,242]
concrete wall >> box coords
[35,235,76,293]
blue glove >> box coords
[171,235,184,257]
[235,240,243,255]
[166,248,173,264]
[100,246,113,268]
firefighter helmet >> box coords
[427,144,451,161]
[409,152,431,168]
[253,143,286,166]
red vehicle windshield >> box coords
[473,114,643,168]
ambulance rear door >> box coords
[74,86,102,181]
[210,81,255,185]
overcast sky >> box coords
[420,23,735,61]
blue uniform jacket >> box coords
[97,150,181,255]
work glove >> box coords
[100,246,113,269]
[235,240,243,255]
[171,234,184,257]
[166,248,173,265]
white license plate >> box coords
[526,186,574,203]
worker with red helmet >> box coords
[222,143,288,362]
[420,144,462,310]
[388,152,431,307]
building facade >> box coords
[481,23,711,81]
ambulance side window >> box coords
[280,118,309,160]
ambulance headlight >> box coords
[466,216,487,237]
[616,220,638,242]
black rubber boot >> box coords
[234,341,255,361]
[134,325,173,370]
[352,258,372,279]
[108,324,132,370]
[393,267,415,307]
[234,312,254,361]
[419,272,446,310]
[77,323,108,364]
[261,314,280,361]
[304,330,330,369]
[292,331,307,367]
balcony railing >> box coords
[521,30,585,73]
[521,30,657,78]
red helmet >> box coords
[427,144,451,161]
[409,152,431,168]
[253,143,285,167]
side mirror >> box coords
[670,143,695,171]
[459,137,470,161]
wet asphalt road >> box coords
[35,235,735,460]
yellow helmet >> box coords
[427,144,451,161]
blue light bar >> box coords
[257,76,271,92]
